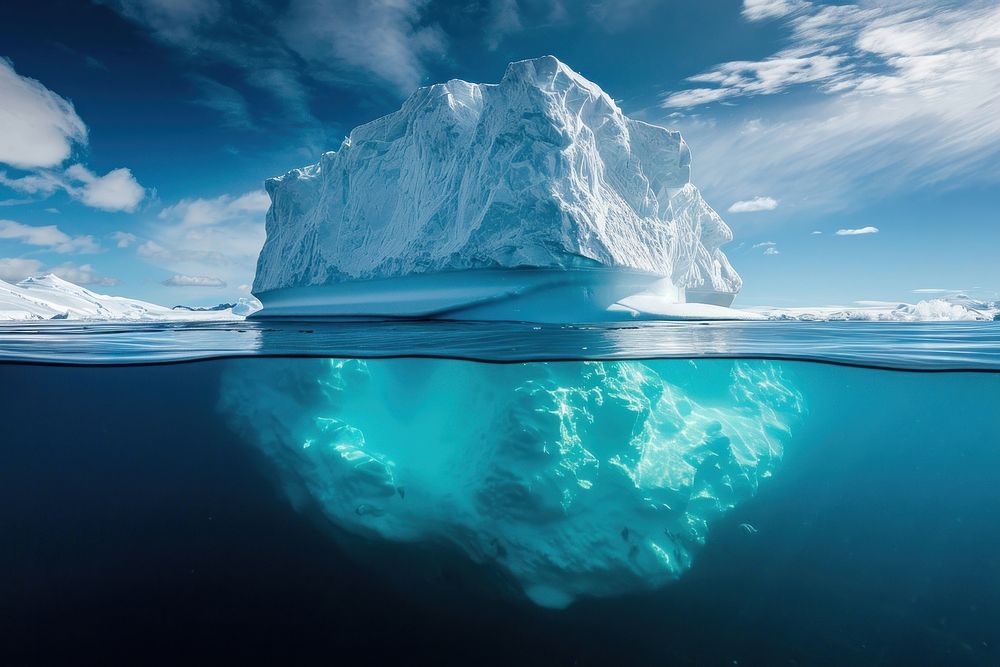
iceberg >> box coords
[220,358,802,607]
[252,56,741,322]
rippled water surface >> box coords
[1,320,999,369]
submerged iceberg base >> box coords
[221,358,802,607]
[251,269,752,322]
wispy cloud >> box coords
[189,75,254,129]
[49,262,118,286]
[661,0,1000,211]
[110,231,138,248]
[752,240,780,254]
[161,274,227,287]
[0,257,43,283]
[0,219,100,253]
[0,257,115,285]
[664,54,843,108]
[135,190,268,290]
[729,196,779,213]
[102,0,448,136]
[741,0,808,22]
[835,226,879,236]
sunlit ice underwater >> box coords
[3,354,1000,664]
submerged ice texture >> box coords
[221,359,802,607]
[253,56,741,320]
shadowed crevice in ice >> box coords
[220,359,803,607]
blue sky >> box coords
[0,0,997,306]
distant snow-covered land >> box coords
[750,296,998,322]
[0,274,260,321]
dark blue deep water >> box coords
[2,322,1000,665]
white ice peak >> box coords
[253,56,741,319]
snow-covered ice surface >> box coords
[0,274,259,321]
[752,296,999,322]
[253,56,741,321]
[221,357,802,608]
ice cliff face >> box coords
[221,358,801,607]
[253,56,740,309]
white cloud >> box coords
[729,196,779,213]
[662,1,1000,211]
[49,262,119,286]
[811,230,822,235]
[742,0,808,22]
[110,231,138,248]
[752,241,776,248]
[665,54,844,107]
[0,165,147,212]
[158,190,269,227]
[137,190,268,290]
[162,274,227,287]
[0,171,63,196]
[835,226,879,235]
[661,87,733,108]
[64,164,146,212]
[0,219,100,253]
[0,58,88,169]
[0,60,148,213]
[0,257,42,283]
[763,246,780,255]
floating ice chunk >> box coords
[220,358,803,606]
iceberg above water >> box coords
[221,358,803,607]
[252,56,741,321]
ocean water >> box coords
[2,322,1000,665]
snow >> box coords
[0,274,257,321]
[752,296,999,322]
[253,56,741,321]
[221,358,803,607]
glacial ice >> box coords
[252,56,741,321]
[220,358,802,607]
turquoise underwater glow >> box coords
[221,358,803,607]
